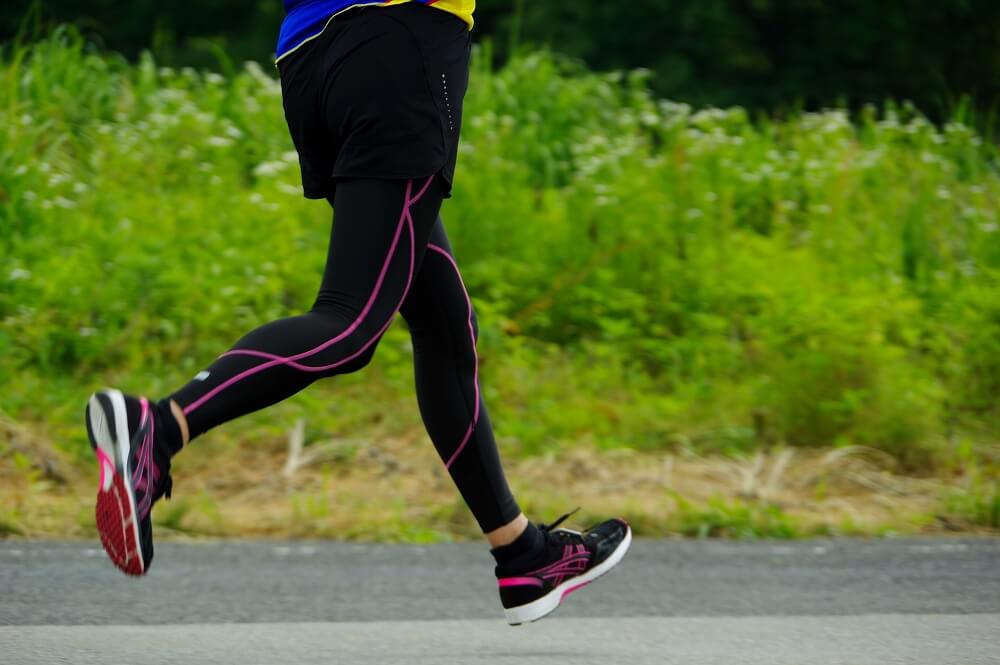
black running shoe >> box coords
[496,512,631,625]
[85,389,172,576]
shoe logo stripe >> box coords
[498,577,545,588]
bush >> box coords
[2,31,999,467]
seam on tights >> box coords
[425,243,480,470]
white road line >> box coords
[4,615,999,665]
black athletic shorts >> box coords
[277,3,471,199]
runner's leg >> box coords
[399,217,522,534]
[168,177,445,441]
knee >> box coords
[309,311,385,376]
[346,310,390,367]
[340,339,379,373]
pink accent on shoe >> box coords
[498,576,544,588]
[539,559,589,587]
[518,542,592,587]
[183,176,433,415]
[132,398,159,520]
[525,547,590,577]
[96,464,144,576]
[427,243,480,470]
[96,448,114,490]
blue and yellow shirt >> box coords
[277,0,474,62]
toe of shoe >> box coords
[587,518,630,563]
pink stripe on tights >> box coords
[183,176,432,415]
[427,243,480,470]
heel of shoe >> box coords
[504,590,562,625]
[86,393,118,460]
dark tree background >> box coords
[3,0,998,117]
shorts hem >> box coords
[303,169,455,200]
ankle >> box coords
[169,400,190,447]
[486,513,529,549]
[490,521,544,570]
[155,399,186,457]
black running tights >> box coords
[168,177,521,533]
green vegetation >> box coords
[1,31,999,507]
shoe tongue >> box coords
[547,526,583,543]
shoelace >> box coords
[538,507,580,534]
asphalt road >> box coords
[3,538,999,664]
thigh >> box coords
[316,177,445,324]
[399,217,477,338]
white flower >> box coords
[253,161,283,177]
[640,112,659,126]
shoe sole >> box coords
[504,522,632,626]
[86,389,145,576]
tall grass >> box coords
[2,30,999,468]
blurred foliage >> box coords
[479,0,1000,118]
[1,1,998,117]
[2,30,1000,471]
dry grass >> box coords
[3,416,996,541]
